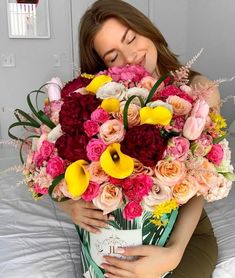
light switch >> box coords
[1,53,15,67]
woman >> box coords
[59,0,220,277]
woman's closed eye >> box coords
[127,35,136,44]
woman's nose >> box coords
[123,49,137,65]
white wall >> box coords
[0,0,74,139]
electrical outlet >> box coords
[1,53,15,67]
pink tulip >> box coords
[47,77,63,101]
[183,99,209,140]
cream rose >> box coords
[143,178,172,211]
[99,119,125,144]
[96,82,126,101]
[113,101,140,128]
[88,161,109,184]
[154,160,186,187]
[93,182,123,214]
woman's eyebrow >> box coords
[102,28,130,60]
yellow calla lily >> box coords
[85,75,112,93]
[65,159,90,198]
[140,106,172,125]
[100,143,134,179]
[101,98,120,112]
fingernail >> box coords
[104,274,109,277]
[116,247,125,254]
[108,215,115,221]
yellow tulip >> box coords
[65,160,90,198]
[101,98,120,112]
[85,75,112,93]
[140,106,172,125]
[100,143,134,179]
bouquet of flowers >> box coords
[9,52,235,278]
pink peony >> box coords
[123,201,143,220]
[206,144,224,166]
[91,108,110,124]
[39,140,55,160]
[164,136,190,161]
[46,156,65,178]
[86,138,107,161]
[84,120,100,137]
[82,181,100,201]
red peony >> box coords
[121,124,167,167]
[61,76,91,98]
[55,132,89,162]
[59,93,101,135]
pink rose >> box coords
[183,99,209,140]
[164,136,190,161]
[84,120,100,137]
[99,119,125,144]
[206,144,224,166]
[89,162,109,184]
[93,182,123,214]
[46,156,65,178]
[123,201,142,220]
[39,140,55,160]
[82,181,100,201]
[170,116,186,133]
[91,108,110,124]
[86,138,107,161]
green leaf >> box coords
[213,133,228,144]
[145,73,172,104]
[220,172,235,181]
[123,95,144,129]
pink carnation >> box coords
[123,201,143,220]
[39,140,55,160]
[206,144,224,166]
[122,174,153,201]
[86,138,107,161]
[33,151,44,167]
[82,181,100,201]
[46,156,65,178]
[84,120,99,137]
[34,183,48,195]
[91,108,110,124]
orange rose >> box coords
[166,95,192,115]
[154,160,186,187]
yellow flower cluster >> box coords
[150,199,179,227]
[81,73,95,79]
[210,112,227,135]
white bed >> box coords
[0,137,235,278]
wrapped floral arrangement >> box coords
[9,52,235,278]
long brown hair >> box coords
[79,0,198,79]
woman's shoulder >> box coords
[190,74,221,112]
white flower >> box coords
[96,82,126,100]
[125,87,149,104]
[47,124,63,143]
[147,100,173,113]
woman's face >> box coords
[93,18,159,77]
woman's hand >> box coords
[101,244,182,278]
[57,199,114,233]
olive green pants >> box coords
[171,209,218,278]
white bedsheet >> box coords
[0,136,235,277]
